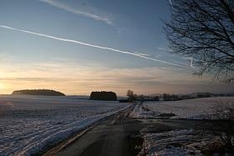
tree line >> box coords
[12,89,65,96]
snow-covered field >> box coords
[131,97,234,119]
[131,97,234,156]
[0,95,130,155]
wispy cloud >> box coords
[0,24,188,68]
[40,0,113,25]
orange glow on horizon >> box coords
[0,82,5,89]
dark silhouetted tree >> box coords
[127,90,137,102]
[89,91,117,101]
[165,0,234,82]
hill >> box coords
[12,89,65,96]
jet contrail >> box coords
[168,0,173,5]
[40,0,112,25]
[0,24,187,68]
[183,57,200,69]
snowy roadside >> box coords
[128,102,157,119]
[129,97,234,156]
[139,129,217,156]
[0,95,131,156]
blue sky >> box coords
[0,0,233,95]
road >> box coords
[43,104,209,156]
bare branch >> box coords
[164,0,234,82]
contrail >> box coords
[189,57,195,69]
[40,0,112,25]
[168,0,174,9]
[0,24,187,68]
[168,0,173,5]
[183,57,197,69]
[168,0,173,7]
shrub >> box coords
[209,100,234,153]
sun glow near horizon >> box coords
[0,61,233,96]
[0,82,5,89]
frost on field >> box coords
[0,95,130,155]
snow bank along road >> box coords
[45,104,139,156]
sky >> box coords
[0,0,233,96]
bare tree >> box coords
[127,90,137,102]
[165,0,234,82]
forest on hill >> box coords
[12,89,65,96]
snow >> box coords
[134,97,234,119]
[128,102,156,118]
[0,95,131,155]
[139,129,212,156]
[131,97,234,155]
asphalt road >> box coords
[43,105,209,156]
